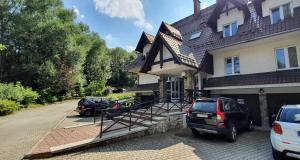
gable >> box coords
[217,7,245,32]
[207,0,251,31]
[153,45,173,62]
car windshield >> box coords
[279,108,300,124]
[193,101,216,113]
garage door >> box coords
[267,93,300,126]
[221,94,261,126]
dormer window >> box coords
[223,22,238,38]
[271,3,292,24]
[189,31,201,40]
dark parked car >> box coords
[77,98,110,116]
[186,97,254,142]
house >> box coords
[127,0,300,129]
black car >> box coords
[186,97,254,142]
[77,98,110,116]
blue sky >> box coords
[63,0,216,51]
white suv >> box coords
[271,105,300,160]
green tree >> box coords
[108,48,137,88]
[84,34,111,96]
[0,0,92,100]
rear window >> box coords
[193,101,217,113]
[279,108,300,124]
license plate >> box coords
[197,114,208,118]
[298,131,300,137]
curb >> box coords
[24,126,149,159]
[23,109,75,159]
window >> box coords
[278,108,300,124]
[271,8,281,24]
[275,48,286,69]
[225,56,240,75]
[223,22,238,37]
[275,46,299,69]
[189,31,201,40]
[283,3,292,19]
[194,75,199,90]
[271,3,292,24]
[288,47,298,68]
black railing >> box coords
[99,100,154,138]
[98,95,193,138]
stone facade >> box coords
[147,113,185,134]
[159,75,168,102]
[259,94,270,129]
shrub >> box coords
[106,92,135,101]
[0,82,39,105]
[0,100,18,116]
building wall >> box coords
[210,33,300,78]
[154,45,173,62]
[143,44,152,56]
[138,73,159,85]
[262,0,300,18]
[217,7,245,32]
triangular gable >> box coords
[207,0,251,31]
[135,32,155,53]
[158,22,183,41]
[141,32,197,73]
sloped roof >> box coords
[144,32,155,43]
[131,0,300,74]
[127,53,145,72]
[162,22,183,40]
[159,32,197,67]
[135,32,155,53]
[140,32,198,73]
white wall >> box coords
[262,0,300,17]
[138,73,159,85]
[217,7,245,32]
[211,32,300,78]
[154,45,173,62]
[143,44,151,56]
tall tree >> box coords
[108,48,137,88]
[84,34,111,96]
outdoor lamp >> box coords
[181,71,186,78]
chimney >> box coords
[193,0,201,17]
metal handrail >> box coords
[98,95,193,138]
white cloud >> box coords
[72,5,85,19]
[126,45,135,52]
[93,0,153,31]
[105,34,117,41]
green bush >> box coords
[0,100,18,116]
[106,92,135,101]
[0,82,39,105]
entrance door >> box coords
[171,77,180,102]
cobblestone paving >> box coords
[0,100,77,160]
[50,128,273,160]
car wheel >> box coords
[248,120,254,131]
[191,128,200,136]
[227,123,237,142]
[272,147,284,160]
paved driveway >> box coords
[0,100,77,160]
[50,128,273,160]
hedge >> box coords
[106,92,135,101]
